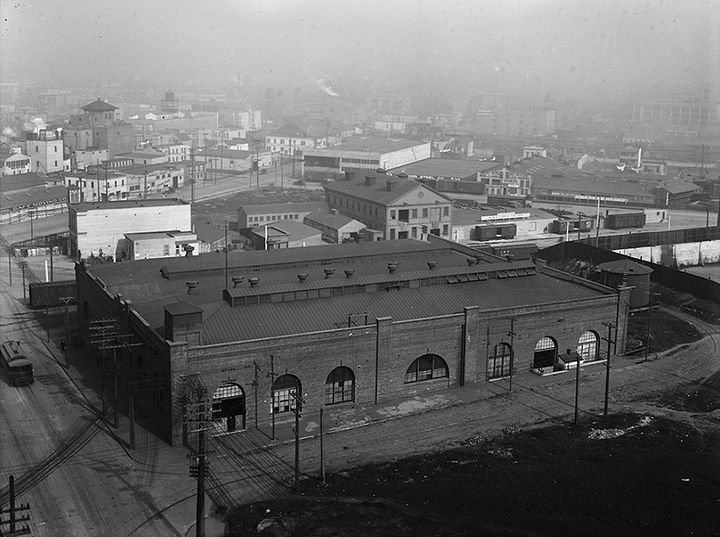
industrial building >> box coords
[68,198,191,260]
[303,138,431,181]
[73,239,630,445]
[324,169,454,241]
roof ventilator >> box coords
[185,281,198,294]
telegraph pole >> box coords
[507,317,516,391]
[571,349,581,426]
[319,407,326,485]
[17,261,27,304]
[190,145,196,206]
[601,322,616,418]
[252,362,260,429]
[268,355,277,440]
[196,396,207,537]
[289,389,305,492]
[0,475,32,537]
[223,222,229,290]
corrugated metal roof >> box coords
[387,158,500,178]
[304,210,358,229]
[202,272,607,344]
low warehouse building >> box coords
[74,239,630,445]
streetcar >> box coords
[1,340,34,386]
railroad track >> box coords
[0,416,103,507]
[0,233,42,285]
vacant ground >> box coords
[227,411,720,537]
[225,311,720,537]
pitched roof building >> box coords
[324,169,453,240]
[73,238,631,444]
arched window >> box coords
[533,336,557,369]
[488,343,512,380]
[405,354,448,383]
[325,366,355,404]
[272,374,301,414]
[577,331,599,362]
[212,383,245,433]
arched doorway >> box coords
[488,343,512,380]
[533,336,557,369]
[212,383,246,433]
[325,366,355,404]
[577,331,600,362]
[404,354,448,383]
[272,374,301,414]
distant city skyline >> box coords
[2,0,719,103]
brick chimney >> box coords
[365,175,376,186]
[164,301,203,345]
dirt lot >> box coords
[192,187,326,229]
[224,310,720,537]
[227,410,720,537]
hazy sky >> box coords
[1,0,719,100]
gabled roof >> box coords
[324,169,452,206]
[252,220,321,241]
[268,124,309,138]
[655,181,701,195]
[388,158,501,178]
[0,172,48,193]
[81,99,118,112]
[2,185,67,209]
[304,210,359,229]
[508,156,584,177]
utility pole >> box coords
[7,248,12,285]
[571,349,581,426]
[60,296,74,368]
[17,261,27,304]
[319,407,326,485]
[190,145,196,206]
[267,355,277,440]
[252,362,260,429]
[49,239,54,282]
[289,389,305,492]
[0,475,32,537]
[28,211,34,240]
[223,222,229,290]
[507,317,516,391]
[88,318,143,438]
[577,213,582,241]
[195,396,207,537]
[601,321,616,418]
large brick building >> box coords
[74,239,630,445]
[324,169,453,240]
